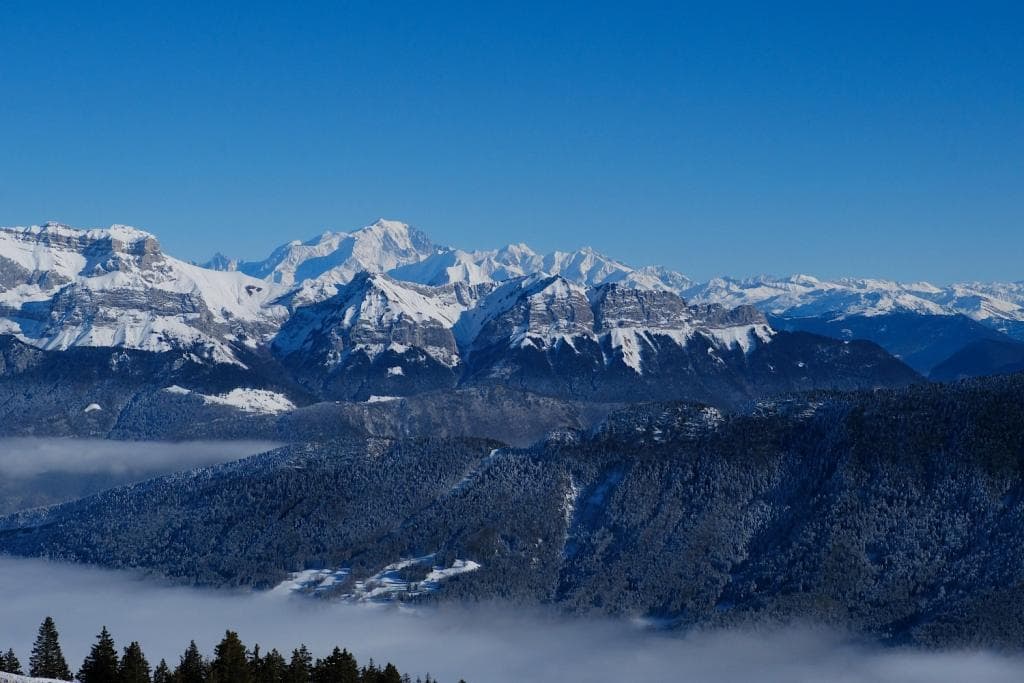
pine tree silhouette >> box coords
[209,630,251,683]
[287,645,312,683]
[119,640,152,683]
[77,625,120,683]
[175,640,207,683]
[257,648,288,683]
[380,662,403,683]
[312,646,358,683]
[2,647,23,674]
[29,616,72,680]
[152,658,172,683]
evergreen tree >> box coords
[286,645,312,683]
[119,641,151,683]
[249,644,264,681]
[78,625,120,683]
[29,616,72,680]
[312,646,358,683]
[360,659,379,683]
[379,663,402,683]
[209,630,251,683]
[152,659,172,683]
[257,649,287,683]
[174,640,206,683]
[2,648,23,674]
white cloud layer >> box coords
[0,438,278,478]
[0,557,1022,683]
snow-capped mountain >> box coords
[3,217,1022,409]
[681,274,1024,373]
[233,219,435,302]
[272,273,491,398]
[267,268,916,403]
[390,242,693,292]
[459,275,775,374]
[0,222,287,365]
[683,274,1024,332]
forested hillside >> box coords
[3,374,1024,647]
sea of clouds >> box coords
[0,438,278,478]
[0,557,1022,683]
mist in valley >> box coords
[0,439,277,514]
[0,557,1021,683]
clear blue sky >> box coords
[1,1,1021,282]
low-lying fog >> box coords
[0,557,1021,683]
[0,439,277,513]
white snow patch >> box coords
[386,366,404,376]
[365,395,400,403]
[273,555,481,602]
[0,673,68,683]
[200,388,296,414]
[421,560,481,587]
[706,323,774,354]
[83,403,102,413]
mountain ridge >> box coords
[0,218,1014,396]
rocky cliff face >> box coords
[0,223,286,365]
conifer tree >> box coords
[250,643,264,681]
[379,663,402,683]
[29,616,72,680]
[151,659,172,683]
[78,625,120,683]
[119,641,151,683]
[258,648,287,683]
[286,645,312,683]
[312,646,358,683]
[2,648,23,674]
[209,630,251,683]
[174,640,207,683]
[360,659,380,683]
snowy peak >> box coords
[201,251,239,271]
[388,248,505,286]
[236,219,435,289]
[683,274,1024,326]
[393,241,692,293]
[0,222,287,365]
[456,275,774,379]
[273,272,478,370]
[208,218,691,300]
[684,275,947,319]
[0,222,164,284]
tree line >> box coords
[1,617,464,683]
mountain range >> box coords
[2,219,1015,387]
[2,218,1024,649]
[0,219,937,416]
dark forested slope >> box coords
[3,375,1024,647]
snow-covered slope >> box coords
[391,242,693,292]
[0,674,66,683]
[273,272,481,368]
[0,223,287,365]
[683,275,951,318]
[683,274,1024,330]
[236,219,435,297]
[459,276,774,375]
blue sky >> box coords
[1,1,1021,282]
